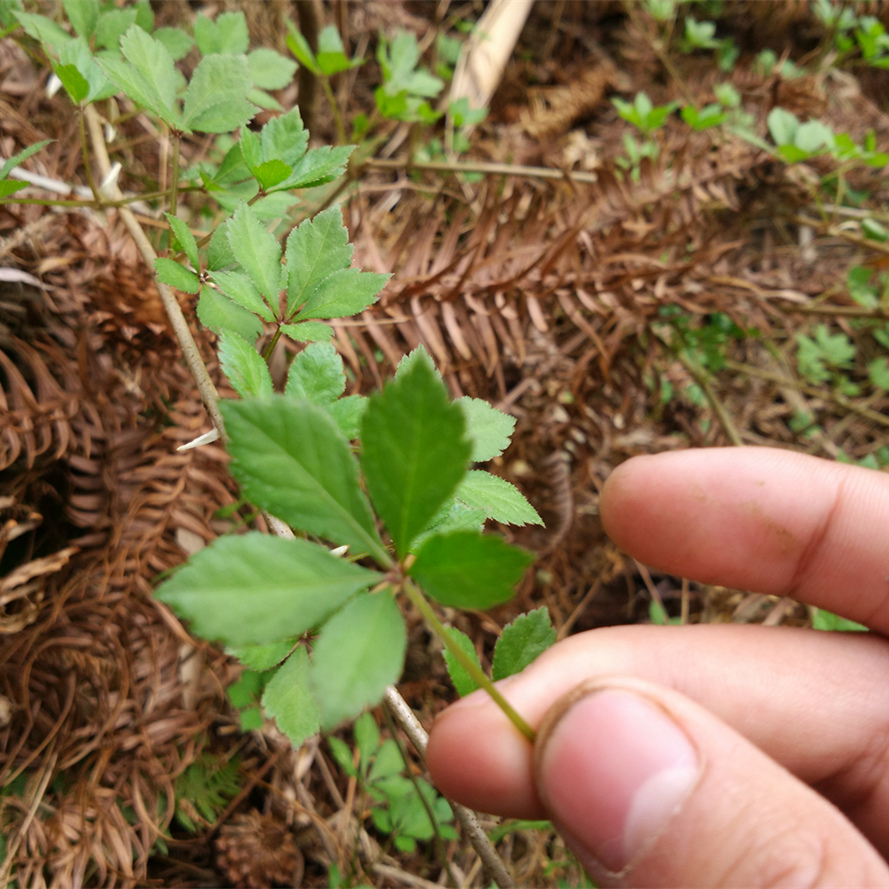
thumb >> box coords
[534,678,889,888]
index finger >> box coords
[601,446,889,631]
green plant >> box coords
[613,91,678,137]
[2,9,553,884]
[330,712,457,854]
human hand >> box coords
[426,447,889,887]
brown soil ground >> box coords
[2,1,889,886]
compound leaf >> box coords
[409,531,533,610]
[262,646,320,747]
[442,627,482,697]
[100,25,181,126]
[457,397,515,462]
[492,607,556,681]
[222,398,388,564]
[311,590,407,729]
[218,331,273,398]
[362,353,471,556]
[456,471,543,526]
[156,532,377,646]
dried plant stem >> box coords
[726,359,889,428]
[365,156,600,184]
[83,105,226,437]
[383,687,516,889]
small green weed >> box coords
[330,713,457,854]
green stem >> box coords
[169,132,182,218]
[401,578,536,743]
[262,326,284,363]
[321,76,346,145]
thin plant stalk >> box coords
[401,578,536,743]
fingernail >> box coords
[535,685,700,875]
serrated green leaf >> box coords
[222,398,389,563]
[456,471,542,526]
[100,26,181,126]
[258,107,308,166]
[153,25,194,61]
[442,627,481,696]
[207,221,236,271]
[182,54,258,133]
[395,345,440,380]
[95,7,137,49]
[248,46,297,89]
[280,321,333,342]
[285,341,345,403]
[311,590,407,729]
[154,257,200,294]
[296,267,388,320]
[226,202,282,302]
[285,21,320,75]
[277,144,353,192]
[457,397,515,462]
[211,270,275,321]
[327,395,366,439]
[53,61,89,103]
[64,0,98,38]
[412,500,486,552]
[165,213,199,269]
[0,139,52,181]
[285,207,353,316]
[197,285,263,341]
[156,532,378,646]
[229,638,297,671]
[218,332,273,398]
[492,607,556,681]
[362,354,471,556]
[253,159,291,190]
[0,180,27,198]
[262,646,321,747]
[194,11,248,55]
[14,11,71,49]
[409,531,533,609]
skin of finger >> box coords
[599,447,889,631]
[540,677,889,889]
[425,624,889,857]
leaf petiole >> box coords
[401,577,536,743]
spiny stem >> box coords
[401,578,536,743]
